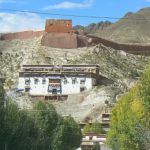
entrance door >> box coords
[25,88,30,92]
[80,87,85,92]
[52,89,57,94]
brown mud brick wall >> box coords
[0,31,44,40]
[88,35,150,56]
[41,33,78,49]
[45,19,72,33]
[77,35,89,47]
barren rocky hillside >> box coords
[96,8,150,44]
[0,37,148,121]
[76,7,150,44]
[73,21,112,34]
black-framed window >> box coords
[80,87,85,92]
[34,78,38,84]
[80,79,85,85]
[25,88,30,92]
[89,136,92,140]
[72,79,76,84]
[64,78,68,84]
[25,79,30,85]
[72,77,76,84]
[42,78,46,84]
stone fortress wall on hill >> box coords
[45,19,72,33]
[1,18,150,55]
[0,31,44,40]
[41,19,78,49]
[41,33,78,49]
[88,35,150,56]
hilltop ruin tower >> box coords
[41,19,78,49]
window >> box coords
[52,89,57,94]
[34,78,38,84]
[80,87,85,92]
[25,88,30,92]
[72,79,76,84]
[80,79,85,85]
[42,78,46,84]
[25,79,30,85]
[63,77,68,84]
[89,136,92,140]
[64,79,68,84]
[72,77,76,84]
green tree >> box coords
[107,86,146,150]
[33,101,82,150]
[4,101,38,150]
[5,79,14,89]
[33,101,59,150]
[92,143,100,150]
[135,124,150,150]
[52,116,82,150]
[0,78,5,149]
[83,122,104,134]
[83,123,91,134]
[107,61,150,150]
[1,95,82,150]
[140,61,150,112]
[90,121,104,134]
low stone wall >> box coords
[1,31,44,40]
[41,33,78,49]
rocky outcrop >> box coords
[73,21,112,34]
[0,31,44,40]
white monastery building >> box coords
[17,65,99,99]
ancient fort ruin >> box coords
[41,19,89,49]
[45,19,72,33]
[1,19,150,55]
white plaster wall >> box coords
[92,136,106,142]
[17,77,49,95]
[17,77,25,91]
[83,136,90,140]
[18,76,95,95]
[102,118,110,121]
[29,77,49,95]
[83,136,106,142]
[18,77,62,95]
[61,77,94,95]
